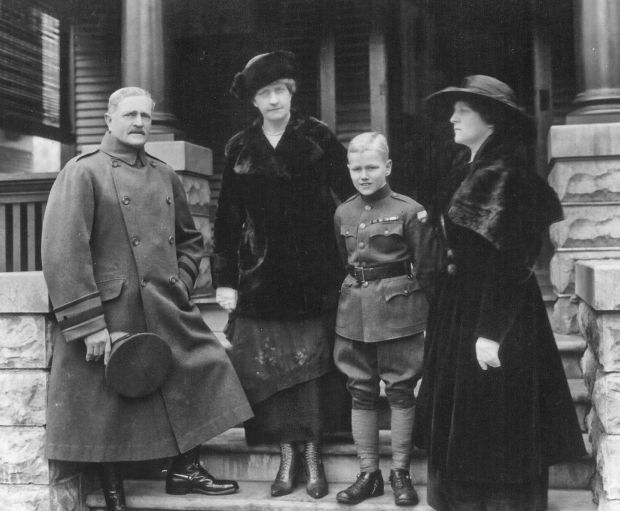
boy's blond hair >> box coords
[347,132,390,162]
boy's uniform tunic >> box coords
[334,185,428,343]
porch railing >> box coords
[0,172,57,272]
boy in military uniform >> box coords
[333,132,428,506]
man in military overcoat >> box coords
[42,87,253,510]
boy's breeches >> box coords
[334,332,425,410]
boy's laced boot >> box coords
[97,463,126,511]
[271,442,300,497]
[166,446,239,495]
[303,440,328,498]
[336,470,384,504]
[389,469,419,506]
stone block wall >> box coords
[549,122,620,510]
[0,272,53,510]
[577,260,620,510]
[547,123,620,337]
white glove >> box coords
[475,337,501,370]
[216,287,238,312]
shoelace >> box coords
[277,444,295,478]
[391,472,411,490]
[304,442,321,479]
[349,473,374,492]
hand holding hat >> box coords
[105,331,173,398]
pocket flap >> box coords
[384,278,421,302]
[340,224,356,237]
[369,221,403,238]
[97,278,125,302]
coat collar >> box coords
[100,131,147,167]
[360,184,392,203]
[447,134,562,249]
[230,110,325,175]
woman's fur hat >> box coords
[230,50,297,100]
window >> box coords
[0,0,71,143]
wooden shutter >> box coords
[73,0,121,149]
[274,0,321,118]
[335,0,371,144]
[0,0,67,140]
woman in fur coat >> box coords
[412,75,586,510]
[212,50,354,499]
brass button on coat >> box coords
[150,161,157,167]
[166,196,172,205]
[140,278,147,287]
[169,275,178,285]
[360,223,366,229]
[121,196,131,205]
[131,236,140,246]
[168,236,175,245]
[364,205,371,211]
[359,242,365,249]
[112,160,120,168]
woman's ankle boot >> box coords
[270,442,299,497]
[304,440,328,499]
[97,463,126,511]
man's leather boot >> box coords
[166,446,239,495]
[389,469,419,506]
[270,442,299,497]
[303,440,328,499]
[97,463,126,511]
[336,470,384,504]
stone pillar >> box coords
[547,124,620,335]
[145,141,215,297]
[120,0,217,299]
[568,0,620,124]
[576,261,620,510]
[121,0,179,136]
[0,274,49,509]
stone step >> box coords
[86,479,596,511]
[556,333,586,379]
[200,429,594,490]
[569,378,590,432]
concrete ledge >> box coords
[0,272,49,313]
[145,141,213,175]
[576,260,620,310]
[549,122,620,160]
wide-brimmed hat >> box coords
[230,50,297,100]
[425,75,531,124]
[105,332,172,398]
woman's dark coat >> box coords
[413,134,586,485]
[42,133,253,462]
[212,110,355,318]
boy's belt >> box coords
[348,261,411,283]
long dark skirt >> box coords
[227,312,350,445]
[244,371,349,445]
[427,468,549,511]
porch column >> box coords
[121,0,178,135]
[567,0,620,123]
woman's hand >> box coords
[84,328,111,364]
[475,337,501,370]
[216,287,238,312]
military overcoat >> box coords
[42,133,253,462]
[334,185,428,342]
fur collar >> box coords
[225,110,330,176]
[447,135,563,249]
